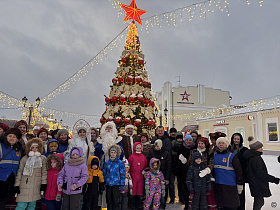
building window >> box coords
[214,126,228,137]
[265,117,279,143]
[235,127,245,140]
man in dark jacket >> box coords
[243,136,280,210]
[151,126,172,154]
[121,124,139,159]
[150,139,171,209]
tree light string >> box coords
[40,25,129,105]
[111,0,263,31]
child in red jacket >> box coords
[128,142,147,209]
[45,154,64,210]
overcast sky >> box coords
[0,0,279,127]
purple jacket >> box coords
[57,147,89,195]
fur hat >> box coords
[77,127,87,133]
[33,126,40,131]
[154,139,163,149]
[169,128,177,134]
[57,129,69,137]
[216,137,230,148]
[5,128,22,139]
[46,154,63,170]
[26,138,44,155]
[37,127,49,136]
[14,120,27,129]
[125,124,134,130]
[192,151,202,162]
[184,133,193,142]
[108,144,122,157]
[248,136,263,151]
[0,123,9,132]
[197,137,209,146]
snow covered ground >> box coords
[166,155,280,210]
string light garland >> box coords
[40,26,129,105]
[111,0,263,31]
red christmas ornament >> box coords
[137,94,144,102]
[124,118,131,124]
[111,96,117,102]
[135,76,142,84]
[121,57,127,63]
[119,94,126,102]
[105,97,111,104]
[118,77,124,84]
[151,120,156,126]
[112,78,118,85]
[134,119,141,127]
[149,101,155,107]
[144,98,150,105]
[108,116,114,121]
[100,118,106,124]
[143,80,149,87]
[138,59,144,65]
[129,94,135,102]
[146,120,152,127]
[115,117,122,124]
[127,75,133,83]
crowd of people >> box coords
[0,120,279,210]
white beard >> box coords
[101,131,117,157]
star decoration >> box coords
[180,90,191,101]
[119,0,147,25]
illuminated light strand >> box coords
[111,0,263,30]
[40,26,129,105]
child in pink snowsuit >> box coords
[144,158,165,210]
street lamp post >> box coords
[22,96,41,132]
[155,107,168,127]
[164,107,168,130]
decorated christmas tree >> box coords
[100,0,156,137]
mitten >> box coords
[58,184,63,191]
[71,184,78,191]
[161,184,166,197]
[273,177,280,185]
[99,182,105,194]
[56,194,61,201]
[199,167,211,178]
[119,185,124,191]
[189,192,194,199]
[237,185,243,194]
[130,189,133,195]
[179,154,187,164]
[14,186,20,195]
[145,185,150,197]
[165,180,169,185]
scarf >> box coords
[197,147,206,155]
[67,157,85,166]
[23,151,42,176]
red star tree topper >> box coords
[119,0,147,25]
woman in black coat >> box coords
[243,137,280,210]
[230,133,248,210]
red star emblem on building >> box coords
[180,90,191,101]
[119,0,147,25]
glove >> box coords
[40,184,47,193]
[189,192,194,199]
[130,189,133,195]
[165,180,169,185]
[14,186,20,195]
[237,184,243,194]
[82,184,88,194]
[199,167,211,178]
[119,185,124,191]
[273,177,280,185]
[56,194,61,201]
[145,185,150,197]
[179,154,187,164]
[58,184,63,191]
[71,184,78,191]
